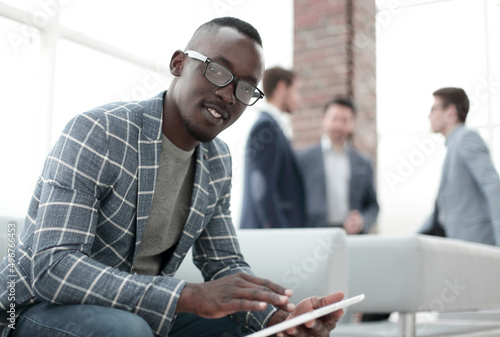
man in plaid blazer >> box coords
[0,17,344,337]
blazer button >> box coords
[204,154,208,160]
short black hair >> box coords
[323,97,356,115]
[433,87,469,123]
[263,67,296,98]
[187,17,262,49]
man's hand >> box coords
[343,210,364,234]
[176,272,295,318]
[268,292,345,337]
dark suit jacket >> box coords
[296,144,379,233]
[241,111,306,228]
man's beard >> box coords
[183,117,215,143]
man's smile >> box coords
[203,103,229,124]
[208,107,222,118]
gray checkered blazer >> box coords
[0,91,276,336]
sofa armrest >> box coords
[347,234,500,314]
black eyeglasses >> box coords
[184,50,264,106]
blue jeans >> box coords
[11,303,253,337]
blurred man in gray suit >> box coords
[296,97,379,234]
[420,87,500,246]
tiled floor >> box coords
[332,321,500,337]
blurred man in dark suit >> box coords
[241,67,306,228]
[297,97,379,234]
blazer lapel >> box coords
[182,144,210,239]
[348,149,364,209]
[438,148,451,194]
[134,92,164,259]
[310,146,328,224]
[315,146,328,206]
[348,150,357,188]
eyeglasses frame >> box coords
[184,50,265,106]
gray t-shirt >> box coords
[132,134,195,276]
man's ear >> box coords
[275,80,288,94]
[445,104,458,122]
[271,80,287,101]
[170,50,185,77]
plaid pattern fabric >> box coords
[0,91,276,336]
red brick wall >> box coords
[293,0,377,160]
[351,0,377,157]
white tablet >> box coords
[246,294,365,337]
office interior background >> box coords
[1,0,499,235]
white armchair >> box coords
[335,234,500,337]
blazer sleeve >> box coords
[30,114,186,336]
[458,131,500,245]
[191,150,277,330]
[244,119,289,228]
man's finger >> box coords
[240,273,293,296]
[232,287,295,311]
[316,291,345,308]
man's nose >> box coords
[214,82,237,104]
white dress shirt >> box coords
[321,135,350,225]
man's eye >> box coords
[208,65,224,77]
[239,84,252,95]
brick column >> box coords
[293,0,377,160]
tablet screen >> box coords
[245,294,365,337]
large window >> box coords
[2,0,497,234]
[0,14,41,217]
[376,0,500,234]
[0,1,293,221]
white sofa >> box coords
[335,234,500,337]
[4,217,499,337]
[0,223,348,305]
[175,228,349,305]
